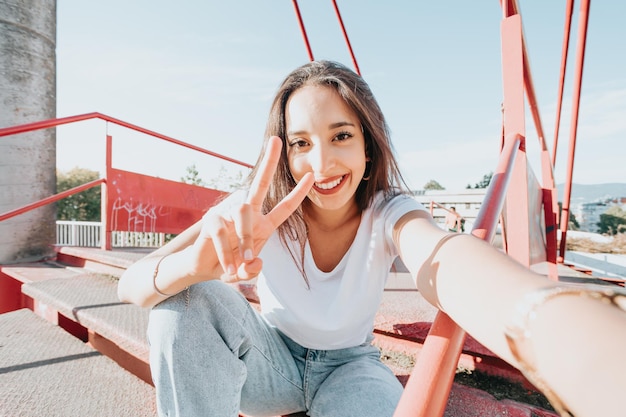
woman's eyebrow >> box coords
[329,121,356,129]
[287,121,356,137]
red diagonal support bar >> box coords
[291,0,315,61]
[552,0,575,168]
[331,0,360,75]
[559,0,591,261]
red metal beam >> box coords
[559,0,591,261]
[473,134,523,242]
[393,313,466,417]
[331,0,361,76]
[552,0,575,167]
[291,0,315,62]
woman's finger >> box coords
[221,262,262,283]
[202,214,239,278]
[247,136,282,208]
[234,202,254,262]
[266,172,314,229]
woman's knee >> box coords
[310,359,402,417]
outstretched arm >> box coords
[394,210,626,417]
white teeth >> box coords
[315,177,342,190]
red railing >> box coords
[0,112,253,168]
[0,112,253,249]
[0,178,105,223]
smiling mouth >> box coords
[314,175,345,191]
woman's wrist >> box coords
[151,247,215,297]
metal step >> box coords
[0,308,156,417]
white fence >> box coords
[56,221,165,248]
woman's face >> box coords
[286,85,367,213]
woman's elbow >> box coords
[116,275,133,303]
[117,272,148,307]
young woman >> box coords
[118,60,626,417]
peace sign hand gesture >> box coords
[193,136,314,282]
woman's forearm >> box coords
[118,246,216,308]
[117,219,223,308]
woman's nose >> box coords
[308,143,335,173]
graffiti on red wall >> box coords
[107,168,226,235]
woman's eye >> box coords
[288,139,308,148]
[334,131,353,142]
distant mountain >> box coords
[556,183,626,204]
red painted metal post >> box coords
[291,0,315,62]
[331,0,360,76]
[501,14,531,267]
[102,134,113,250]
[559,0,591,262]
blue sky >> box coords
[56,1,626,193]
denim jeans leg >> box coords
[307,343,403,417]
[148,280,306,417]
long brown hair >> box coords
[248,60,410,281]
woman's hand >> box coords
[192,136,314,282]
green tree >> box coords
[206,165,246,192]
[181,163,206,186]
[181,164,247,192]
[466,172,493,189]
[569,212,580,230]
[423,179,445,190]
[56,167,101,221]
[597,206,626,235]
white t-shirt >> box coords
[257,191,425,349]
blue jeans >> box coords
[148,280,403,417]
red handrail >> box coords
[1,112,252,250]
[0,112,253,169]
[0,178,105,222]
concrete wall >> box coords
[0,0,57,263]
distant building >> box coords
[573,197,626,232]
[412,188,487,230]
[574,201,608,232]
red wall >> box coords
[107,168,227,235]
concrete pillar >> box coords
[0,0,57,263]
